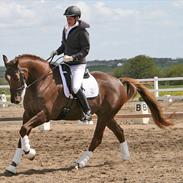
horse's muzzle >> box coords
[11,96,22,104]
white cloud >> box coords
[172,0,183,8]
[92,1,165,24]
[95,2,113,16]
[148,9,165,18]
[0,0,183,64]
[94,2,138,19]
[75,1,91,21]
[0,1,38,28]
[40,0,45,3]
[116,8,138,17]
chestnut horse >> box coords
[3,54,172,174]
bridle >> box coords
[11,55,64,92]
[9,67,26,95]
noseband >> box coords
[10,68,25,94]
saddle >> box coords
[49,63,99,119]
[59,64,99,99]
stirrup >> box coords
[80,113,93,125]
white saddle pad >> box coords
[59,65,99,99]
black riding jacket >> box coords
[56,20,90,65]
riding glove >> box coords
[50,50,58,57]
[64,55,74,62]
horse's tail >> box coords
[120,77,173,128]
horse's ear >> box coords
[2,55,8,67]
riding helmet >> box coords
[63,6,81,18]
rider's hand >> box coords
[50,50,57,57]
[64,55,74,62]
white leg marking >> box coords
[6,165,17,174]
[21,135,30,152]
[12,148,23,165]
[120,141,130,160]
[24,148,36,160]
[21,135,36,160]
[6,148,23,174]
[75,150,93,168]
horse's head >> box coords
[3,55,25,104]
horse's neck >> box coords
[19,59,50,85]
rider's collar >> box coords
[65,21,79,31]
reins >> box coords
[25,55,64,89]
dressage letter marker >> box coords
[135,102,150,124]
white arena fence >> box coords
[138,76,183,98]
[0,77,183,126]
[0,85,9,89]
[1,76,183,98]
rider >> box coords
[50,6,92,122]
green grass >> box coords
[158,85,183,96]
[136,84,183,98]
[160,84,183,88]
[0,88,9,95]
[159,91,183,96]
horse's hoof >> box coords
[75,150,92,168]
[25,148,36,160]
[122,154,130,161]
[74,163,79,170]
[5,165,16,175]
[67,162,79,170]
[64,162,78,171]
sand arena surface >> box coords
[0,101,182,183]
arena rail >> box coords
[0,112,183,122]
[0,85,9,89]
[0,76,183,122]
[138,76,183,97]
[1,76,183,98]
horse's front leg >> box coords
[6,110,47,174]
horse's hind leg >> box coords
[107,118,130,160]
[75,116,108,168]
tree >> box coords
[162,64,183,85]
[113,55,159,79]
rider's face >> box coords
[66,16,76,26]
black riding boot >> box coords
[75,89,92,121]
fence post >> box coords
[154,76,159,98]
[38,122,51,131]
[0,94,7,107]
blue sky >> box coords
[0,0,183,65]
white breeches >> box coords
[70,64,86,94]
